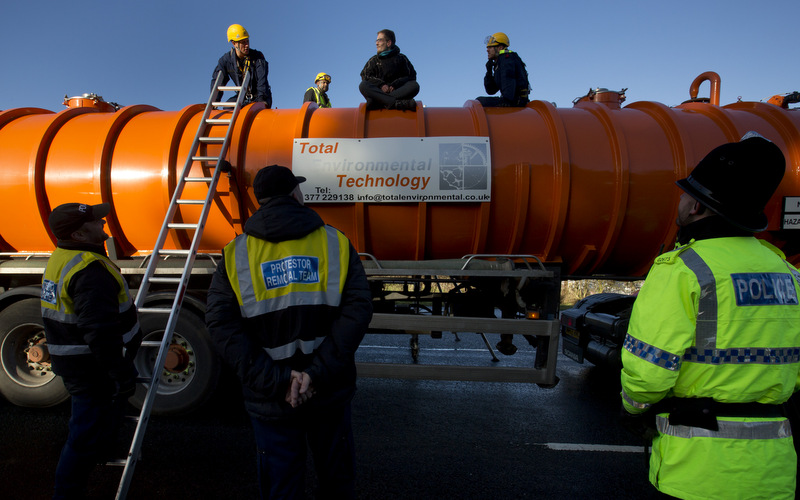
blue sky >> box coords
[1,0,797,112]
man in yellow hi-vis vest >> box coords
[303,72,332,108]
[206,165,372,499]
[620,133,800,499]
[41,202,142,499]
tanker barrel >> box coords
[1,74,798,277]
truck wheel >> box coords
[0,299,69,407]
[131,308,220,415]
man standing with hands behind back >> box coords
[206,165,373,499]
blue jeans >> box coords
[53,393,125,500]
[250,403,356,500]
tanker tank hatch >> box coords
[62,92,120,112]
[572,88,627,108]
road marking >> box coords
[544,443,644,453]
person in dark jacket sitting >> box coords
[206,165,373,499]
[477,32,530,107]
[211,24,272,107]
[359,29,419,111]
[42,202,142,500]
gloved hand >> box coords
[619,406,658,442]
[485,60,495,73]
[114,377,136,400]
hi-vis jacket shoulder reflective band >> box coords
[41,249,139,356]
[224,225,348,319]
[624,247,800,373]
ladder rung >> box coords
[199,137,225,143]
[212,102,236,107]
[184,177,213,182]
[138,307,173,315]
[157,249,191,256]
[206,118,232,125]
[191,156,218,162]
[218,85,242,92]
[140,341,163,348]
[135,376,152,383]
[149,277,182,284]
[176,199,205,205]
[168,223,200,229]
[124,415,141,422]
[105,459,129,467]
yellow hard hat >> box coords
[227,24,249,42]
[485,32,510,47]
[315,72,331,83]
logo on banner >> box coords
[439,143,489,191]
[261,256,320,290]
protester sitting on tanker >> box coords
[304,72,332,108]
[359,29,419,111]
[211,24,272,107]
[42,202,142,499]
[476,32,530,107]
[206,165,373,499]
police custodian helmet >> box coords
[676,132,786,232]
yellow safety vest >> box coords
[223,225,349,360]
[306,86,331,108]
[41,248,139,355]
[621,237,800,499]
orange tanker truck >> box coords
[0,72,798,414]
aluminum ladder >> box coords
[114,69,251,499]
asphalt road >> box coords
[0,333,659,499]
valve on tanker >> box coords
[572,88,627,108]
[63,92,120,112]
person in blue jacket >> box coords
[477,32,530,107]
[211,24,272,107]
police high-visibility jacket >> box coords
[41,246,141,395]
[621,236,800,500]
[303,86,331,108]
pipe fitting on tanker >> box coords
[62,92,120,112]
[684,71,721,106]
[572,88,627,108]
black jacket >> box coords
[360,45,417,89]
[42,242,141,396]
[211,48,272,107]
[206,196,373,420]
[484,50,530,105]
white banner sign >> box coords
[291,137,491,203]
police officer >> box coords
[206,165,373,499]
[477,32,530,107]
[620,133,800,499]
[41,202,142,500]
[211,24,272,107]
[303,72,332,108]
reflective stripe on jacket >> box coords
[306,86,331,107]
[41,248,139,356]
[223,225,349,360]
[620,237,800,499]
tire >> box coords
[130,307,221,415]
[0,299,69,407]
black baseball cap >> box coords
[253,165,306,203]
[48,202,110,240]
